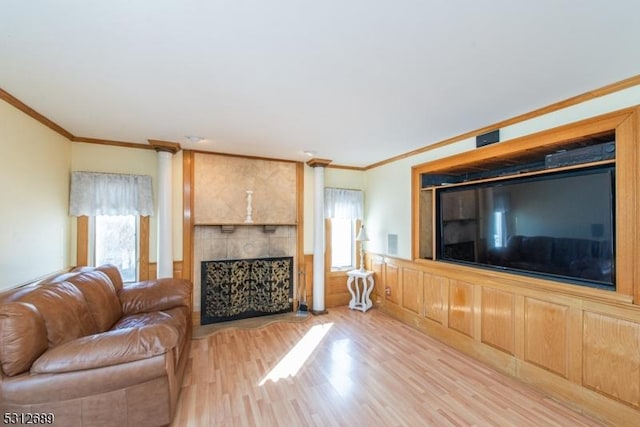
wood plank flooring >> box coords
[171,307,605,426]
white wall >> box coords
[0,100,71,289]
[365,85,640,260]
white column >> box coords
[307,159,330,314]
[313,165,325,312]
[156,150,173,278]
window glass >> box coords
[94,215,137,282]
[331,218,354,269]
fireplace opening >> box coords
[200,256,294,324]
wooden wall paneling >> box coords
[370,252,640,423]
[172,261,183,279]
[513,294,526,359]
[401,267,422,315]
[385,262,400,305]
[413,109,633,175]
[635,106,640,304]
[370,257,385,305]
[76,215,89,266]
[326,272,351,308]
[182,150,194,283]
[440,275,450,329]
[583,311,640,407]
[473,280,482,340]
[614,112,637,300]
[448,280,473,337]
[524,297,569,378]
[423,273,445,324]
[481,287,515,355]
[567,307,583,384]
[411,170,421,259]
[139,216,150,280]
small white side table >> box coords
[346,269,375,312]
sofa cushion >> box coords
[115,307,189,363]
[115,308,187,338]
[95,264,124,292]
[30,325,178,374]
[66,271,122,332]
[21,282,98,347]
[0,302,48,376]
[119,278,191,315]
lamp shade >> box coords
[356,225,369,242]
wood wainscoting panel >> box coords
[326,272,351,308]
[448,280,473,337]
[401,267,422,315]
[423,273,446,325]
[385,262,401,305]
[524,297,569,378]
[481,287,515,355]
[370,257,385,305]
[583,311,640,408]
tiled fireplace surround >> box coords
[193,224,297,316]
[191,152,299,320]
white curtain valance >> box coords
[324,188,363,219]
[69,171,154,216]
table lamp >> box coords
[356,224,369,272]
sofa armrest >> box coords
[119,278,192,315]
[30,324,178,374]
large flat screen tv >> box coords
[436,165,615,290]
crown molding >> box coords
[71,136,155,150]
[148,139,181,154]
[306,158,333,168]
[3,73,640,168]
[0,88,74,140]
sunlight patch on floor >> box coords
[328,338,353,397]
[259,322,333,385]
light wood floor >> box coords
[171,307,605,427]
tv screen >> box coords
[436,166,615,289]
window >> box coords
[324,187,364,271]
[330,218,355,270]
[69,171,153,281]
[92,215,138,282]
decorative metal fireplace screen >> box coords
[201,256,293,324]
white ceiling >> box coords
[1,1,639,167]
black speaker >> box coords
[476,129,500,147]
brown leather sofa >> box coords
[0,265,192,426]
